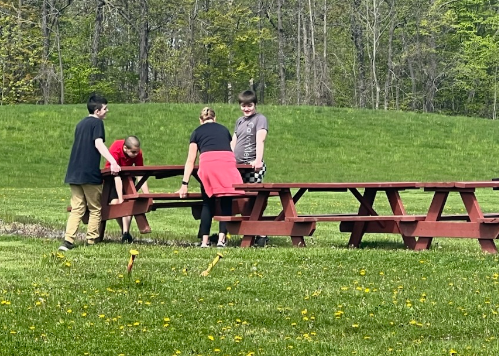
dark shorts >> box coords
[241,161,266,183]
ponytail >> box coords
[199,107,216,122]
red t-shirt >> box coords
[104,139,144,168]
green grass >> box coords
[2,104,499,355]
[2,235,499,356]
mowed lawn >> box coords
[1,104,499,355]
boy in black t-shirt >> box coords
[59,94,121,251]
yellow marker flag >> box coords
[127,249,139,274]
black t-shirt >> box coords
[190,122,232,153]
[64,116,105,185]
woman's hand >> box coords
[176,185,189,198]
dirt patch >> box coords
[0,219,68,240]
[0,219,196,247]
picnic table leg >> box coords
[460,191,498,253]
[348,188,377,248]
[97,220,106,242]
[134,214,151,234]
[386,189,416,249]
[414,191,448,250]
[278,189,306,247]
[240,191,270,248]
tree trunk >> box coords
[277,0,286,104]
[258,0,265,104]
[302,14,310,104]
[308,0,317,105]
[41,0,50,104]
[383,0,396,110]
[351,0,367,108]
[91,0,105,85]
[296,0,302,105]
[138,0,149,103]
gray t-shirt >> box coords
[233,112,268,163]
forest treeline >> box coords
[1,0,498,118]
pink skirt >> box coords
[198,151,245,198]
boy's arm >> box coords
[230,133,237,151]
[114,176,124,204]
[95,138,121,173]
[253,129,267,170]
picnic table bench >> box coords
[214,181,499,252]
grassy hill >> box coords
[2,103,499,189]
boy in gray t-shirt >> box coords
[231,90,269,247]
[231,90,268,183]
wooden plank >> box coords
[399,221,499,239]
[102,199,151,220]
[134,193,203,200]
[239,182,420,190]
[340,221,401,234]
[285,215,424,222]
[225,221,316,237]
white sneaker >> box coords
[200,243,210,248]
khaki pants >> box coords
[64,184,102,243]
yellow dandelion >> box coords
[352,324,359,328]
[208,335,214,341]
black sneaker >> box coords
[121,232,133,244]
[254,236,269,247]
[58,240,74,251]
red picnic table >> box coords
[215,182,421,248]
[214,181,499,252]
[398,181,499,253]
[94,164,254,241]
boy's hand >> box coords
[176,185,189,198]
[251,160,263,170]
[110,162,121,175]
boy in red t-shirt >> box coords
[105,136,149,243]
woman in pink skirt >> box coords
[177,107,244,247]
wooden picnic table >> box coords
[214,181,499,253]
[398,181,499,253]
[95,164,253,241]
[214,182,421,248]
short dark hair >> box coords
[238,90,257,105]
[87,93,108,114]
[124,135,140,148]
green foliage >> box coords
[0,10,42,104]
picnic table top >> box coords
[101,164,253,177]
[232,182,422,190]
[232,181,499,191]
